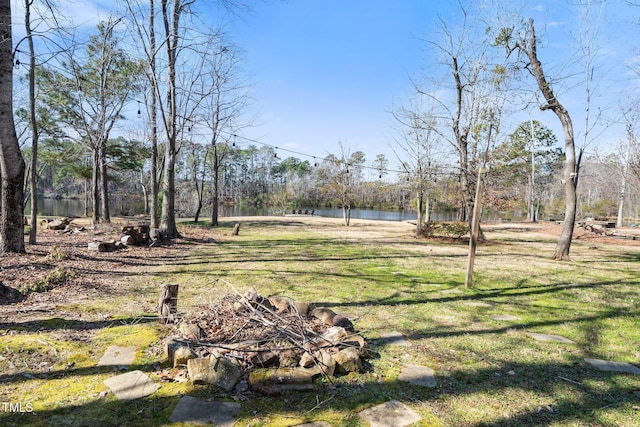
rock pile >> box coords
[165,288,369,395]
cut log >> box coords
[120,235,136,245]
[44,218,72,230]
[88,240,118,252]
[158,284,179,324]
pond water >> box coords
[26,198,461,222]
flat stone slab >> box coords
[585,358,640,374]
[464,302,492,307]
[489,314,520,321]
[103,370,160,401]
[398,364,437,388]
[295,422,331,427]
[169,395,241,426]
[358,399,421,427]
[526,332,575,344]
[97,346,136,366]
[377,331,411,346]
[439,289,463,294]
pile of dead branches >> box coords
[172,281,367,384]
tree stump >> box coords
[232,223,240,236]
[158,284,179,324]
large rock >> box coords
[332,347,362,374]
[187,355,242,391]
[166,340,197,368]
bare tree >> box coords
[0,0,26,253]
[500,19,578,260]
[391,99,443,229]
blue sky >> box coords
[225,0,439,166]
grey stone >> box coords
[295,423,331,427]
[358,399,422,427]
[377,331,411,346]
[525,332,575,344]
[398,364,437,388]
[187,355,242,391]
[633,390,640,397]
[103,370,160,401]
[333,347,362,374]
[97,346,136,366]
[169,395,240,426]
[439,288,463,294]
[166,340,197,367]
[585,358,640,374]
[489,314,520,321]
[464,302,492,307]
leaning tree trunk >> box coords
[517,19,577,260]
[0,0,26,254]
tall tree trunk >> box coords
[148,0,160,229]
[159,0,180,238]
[211,143,220,226]
[26,0,38,244]
[0,0,26,254]
[99,141,110,223]
[91,149,100,225]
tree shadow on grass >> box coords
[0,348,637,426]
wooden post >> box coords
[158,284,179,324]
[231,223,240,236]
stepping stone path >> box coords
[358,399,422,427]
[103,370,160,401]
[526,332,575,344]
[378,331,411,346]
[398,364,437,388]
[97,345,137,366]
[585,358,640,374]
[489,314,520,321]
[169,395,241,426]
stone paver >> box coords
[169,395,241,426]
[103,370,160,401]
[358,399,421,427]
[464,302,492,307]
[439,288,463,294]
[295,422,331,427]
[489,314,520,321]
[377,331,411,346]
[97,345,137,366]
[585,358,640,374]
[525,332,575,344]
[398,364,437,388]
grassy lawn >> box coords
[1,217,639,426]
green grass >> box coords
[1,218,639,426]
